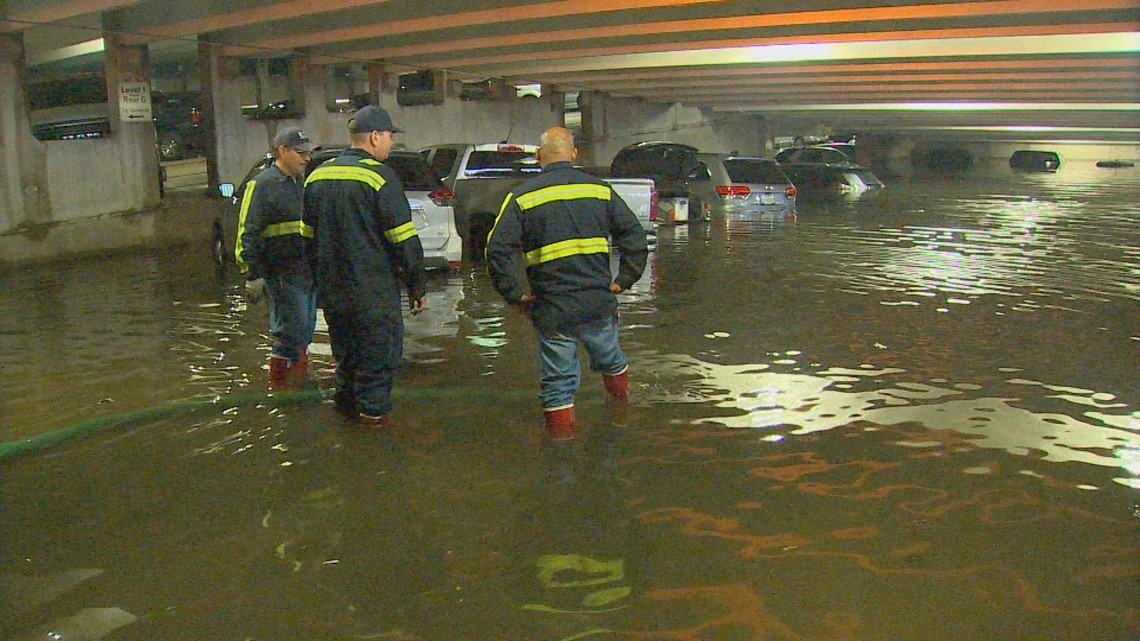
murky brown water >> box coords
[2,162,1138,640]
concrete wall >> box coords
[1,31,166,265]
[207,56,560,186]
[579,92,766,167]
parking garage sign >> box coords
[119,82,152,122]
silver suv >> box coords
[688,153,796,222]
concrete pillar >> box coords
[0,33,51,233]
[577,90,603,167]
[196,37,219,191]
[103,13,161,209]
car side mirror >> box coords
[218,182,235,199]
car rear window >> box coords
[466,151,538,173]
[853,170,884,188]
[724,159,786,184]
[385,154,444,191]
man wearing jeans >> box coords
[486,126,648,440]
[236,126,317,390]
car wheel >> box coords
[159,132,186,161]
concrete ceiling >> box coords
[4,0,1139,142]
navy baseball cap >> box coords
[271,127,315,151]
[348,105,402,134]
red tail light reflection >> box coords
[429,187,455,206]
[714,185,750,197]
[649,186,659,222]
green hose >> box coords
[0,385,535,461]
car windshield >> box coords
[724,159,786,184]
[384,154,443,191]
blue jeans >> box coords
[266,270,316,362]
[537,315,628,409]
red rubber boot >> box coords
[602,368,629,399]
[543,406,576,441]
[268,355,292,390]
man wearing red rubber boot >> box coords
[236,126,317,390]
[486,126,647,440]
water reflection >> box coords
[635,352,1138,481]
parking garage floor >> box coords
[1,161,1137,640]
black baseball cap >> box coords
[348,105,402,134]
[272,127,315,151]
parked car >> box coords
[152,91,210,161]
[688,153,796,221]
[609,141,695,224]
[774,145,854,165]
[420,142,656,260]
[213,147,462,270]
[1009,150,1061,172]
[780,164,885,199]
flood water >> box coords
[2,162,1138,640]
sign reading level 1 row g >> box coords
[119,81,153,122]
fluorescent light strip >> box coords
[506,32,1140,74]
[26,38,105,66]
[733,102,1140,111]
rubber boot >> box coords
[602,367,629,399]
[543,405,576,441]
[268,355,292,390]
[283,351,309,390]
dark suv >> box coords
[610,141,697,223]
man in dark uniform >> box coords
[235,126,317,390]
[303,106,427,427]
[486,126,648,440]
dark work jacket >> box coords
[486,160,648,333]
[302,148,426,313]
[235,164,310,280]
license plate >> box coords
[761,193,775,205]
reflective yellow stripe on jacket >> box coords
[304,165,386,191]
[515,183,611,210]
[525,237,610,266]
[305,161,416,244]
[234,179,257,269]
[385,221,418,244]
[263,220,314,238]
[516,183,613,266]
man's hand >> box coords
[510,293,537,317]
[609,281,624,294]
[409,295,427,315]
[245,278,266,305]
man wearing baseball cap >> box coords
[235,126,318,390]
[303,106,427,427]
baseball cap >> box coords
[348,105,402,134]
[272,127,315,152]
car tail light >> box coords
[429,187,455,206]
[714,184,750,197]
[649,185,658,222]
[497,144,524,152]
[784,186,797,198]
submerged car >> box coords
[776,144,884,199]
[780,164,885,199]
[688,153,796,221]
[214,147,462,270]
[1009,150,1061,172]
